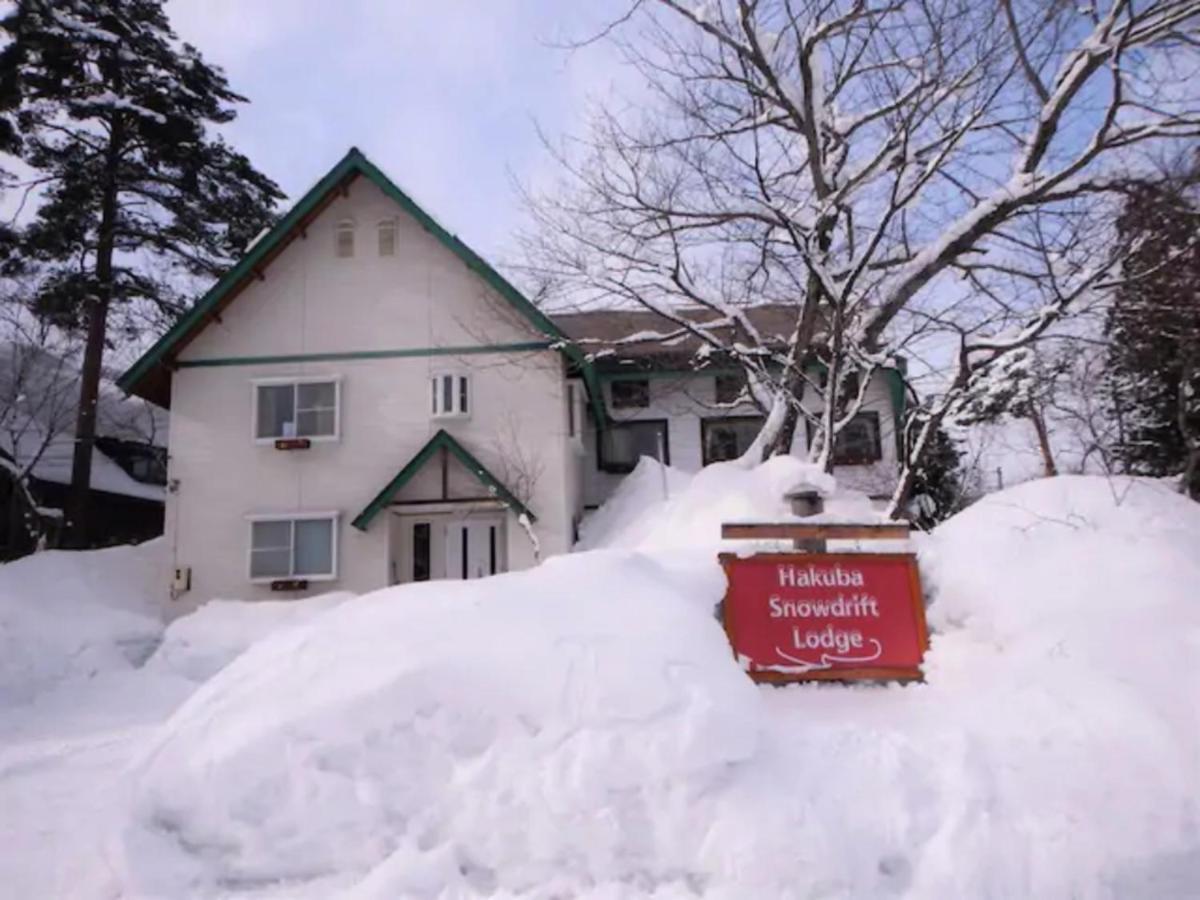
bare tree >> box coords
[0,301,80,552]
[523,0,1200,491]
[490,414,548,559]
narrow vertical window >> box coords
[335,220,355,258]
[460,527,468,579]
[442,375,453,413]
[378,220,396,256]
[412,522,431,582]
[567,383,577,437]
[458,375,469,415]
[489,525,497,575]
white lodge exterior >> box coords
[120,149,905,609]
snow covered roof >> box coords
[0,341,167,503]
[552,304,803,371]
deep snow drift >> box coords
[0,463,1197,898]
[109,465,1200,898]
[0,539,164,705]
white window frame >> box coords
[246,511,340,583]
[251,375,342,443]
[430,371,471,420]
[378,219,397,257]
[334,218,355,258]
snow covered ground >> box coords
[1,461,1198,898]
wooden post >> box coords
[785,486,826,553]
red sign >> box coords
[719,552,928,682]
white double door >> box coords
[444,518,502,581]
[391,512,505,584]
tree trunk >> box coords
[1028,405,1058,477]
[66,108,123,547]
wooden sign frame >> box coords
[718,551,929,684]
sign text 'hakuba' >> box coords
[719,552,928,683]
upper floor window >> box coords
[610,378,649,409]
[807,410,882,466]
[334,220,355,258]
[702,416,764,465]
[378,220,397,257]
[598,419,669,473]
[431,373,470,418]
[255,378,340,441]
[249,513,338,582]
[714,373,746,405]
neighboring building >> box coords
[0,342,167,557]
[555,307,906,508]
[118,148,904,609]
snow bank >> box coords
[144,592,354,684]
[577,455,877,552]
[123,552,759,898]
[0,540,165,705]
[119,473,1200,897]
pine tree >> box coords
[1104,169,1200,499]
[0,0,282,543]
[903,419,966,530]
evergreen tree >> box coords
[0,0,282,543]
[903,419,966,530]
[1104,169,1200,499]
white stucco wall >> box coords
[164,176,577,611]
[580,372,901,507]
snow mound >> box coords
[123,551,760,898]
[144,592,354,684]
[577,454,878,551]
[0,540,165,705]
[117,473,1200,897]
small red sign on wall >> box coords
[719,552,928,682]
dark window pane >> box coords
[703,417,764,465]
[598,420,668,472]
[819,411,882,465]
[442,375,453,413]
[610,379,650,409]
[412,522,431,582]
[714,374,745,405]
[567,384,576,437]
[458,376,469,414]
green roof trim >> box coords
[116,146,607,424]
[177,341,554,369]
[351,429,535,531]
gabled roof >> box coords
[117,147,603,414]
[351,429,535,531]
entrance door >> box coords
[445,519,502,580]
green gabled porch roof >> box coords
[351,429,535,531]
[116,146,605,422]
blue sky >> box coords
[165,0,634,262]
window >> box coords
[807,411,882,465]
[378,220,397,257]
[334,220,355,258]
[610,379,649,409]
[431,373,470,418]
[702,416,764,465]
[597,419,669,473]
[714,373,746,405]
[567,383,577,438]
[255,379,339,440]
[249,514,337,581]
[412,522,431,582]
